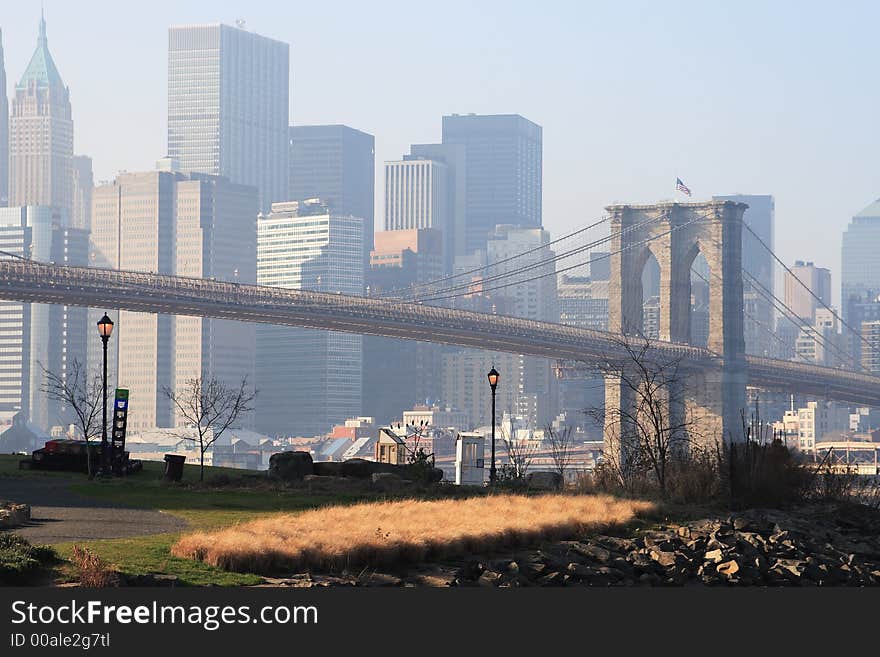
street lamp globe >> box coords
[487,367,499,390]
[97,313,114,340]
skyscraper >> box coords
[442,114,542,254]
[0,29,9,207]
[92,170,257,430]
[288,125,375,254]
[842,199,880,323]
[784,260,831,322]
[384,158,451,270]
[256,200,363,437]
[364,228,444,424]
[9,14,73,211]
[168,23,289,212]
[713,194,775,356]
[408,143,467,262]
[0,206,87,431]
[441,225,558,429]
[70,155,92,231]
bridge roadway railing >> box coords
[744,356,880,407]
[0,260,715,366]
[3,260,880,406]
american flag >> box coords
[676,177,692,197]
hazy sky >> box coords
[1,0,878,305]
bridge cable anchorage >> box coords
[412,208,718,304]
[380,214,613,299]
[743,222,873,353]
[396,211,674,302]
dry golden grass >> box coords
[172,493,653,574]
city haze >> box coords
[1,0,876,305]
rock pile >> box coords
[449,504,880,587]
[264,503,880,587]
[0,501,30,529]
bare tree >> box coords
[546,425,576,486]
[586,336,699,497]
[41,359,103,479]
[501,427,539,481]
[163,376,256,481]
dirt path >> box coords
[0,477,186,544]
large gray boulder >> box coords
[341,458,397,479]
[312,461,344,477]
[526,471,563,490]
[268,451,314,481]
[340,458,444,483]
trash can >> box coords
[163,454,186,482]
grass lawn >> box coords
[0,455,365,585]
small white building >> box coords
[455,432,485,485]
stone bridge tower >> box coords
[603,200,749,448]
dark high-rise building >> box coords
[441,113,542,254]
[364,229,444,424]
[168,23,289,212]
[0,28,8,207]
[288,125,375,254]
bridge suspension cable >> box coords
[683,232,861,372]
[397,210,679,302]
[411,208,717,304]
[742,222,872,354]
[689,266,816,366]
[381,214,612,298]
[742,270,862,372]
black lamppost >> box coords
[487,367,499,484]
[97,313,114,474]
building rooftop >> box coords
[854,198,880,220]
[17,13,65,91]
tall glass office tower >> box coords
[168,23,289,212]
[441,114,542,254]
[256,200,364,437]
[288,125,375,254]
[842,199,880,322]
[0,28,8,206]
[0,206,88,431]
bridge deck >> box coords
[1,260,879,407]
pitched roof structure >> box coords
[17,12,65,91]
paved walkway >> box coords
[0,477,186,544]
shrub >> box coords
[724,439,811,509]
[0,533,57,584]
[71,545,120,587]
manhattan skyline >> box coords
[0,1,878,306]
